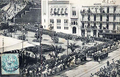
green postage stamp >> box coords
[1,54,19,75]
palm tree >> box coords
[51,32,59,43]
[51,45,65,57]
[68,43,79,52]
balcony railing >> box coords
[80,10,120,15]
[81,26,98,30]
[111,30,117,33]
[81,21,120,24]
[103,29,110,33]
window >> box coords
[61,8,64,15]
[57,8,60,15]
[57,26,61,29]
[64,19,68,23]
[50,19,54,23]
[113,15,116,20]
[57,19,61,23]
[72,27,76,34]
[64,27,68,30]
[88,15,90,21]
[65,8,68,15]
[100,15,102,21]
[50,8,53,15]
[82,23,84,28]
[81,30,85,37]
[94,15,96,21]
[71,21,78,25]
[72,11,76,16]
[106,15,109,21]
[107,7,109,13]
[93,30,97,36]
[54,8,57,15]
[87,8,91,13]
[64,19,68,26]
[99,23,102,29]
[114,6,116,12]
[113,23,116,30]
[106,23,109,29]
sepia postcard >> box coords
[0,0,120,77]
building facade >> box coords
[42,0,120,37]
[41,0,80,35]
[80,4,120,37]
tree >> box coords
[51,32,59,43]
[68,43,79,52]
[51,45,65,57]
[49,24,54,30]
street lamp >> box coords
[22,25,25,50]
[67,34,70,55]
[21,24,25,68]
[37,23,43,76]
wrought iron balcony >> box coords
[81,21,120,24]
[80,10,120,16]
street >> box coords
[55,47,120,77]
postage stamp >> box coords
[1,54,19,75]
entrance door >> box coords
[72,27,76,34]
[93,30,97,37]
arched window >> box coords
[54,8,57,15]
[74,21,76,25]
[57,8,60,15]
[65,8,68,15]
[72,27,76,34]
[61,8,64,15]
[50,8,53,15]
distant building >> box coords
[14,0,41,24]
[41,0,80,35]
[80,4,120,37]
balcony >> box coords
[80,10,120,15]
[81,21,120,24]
[81,26,98,30]
[111,30,117,33]
[103,29,110,33]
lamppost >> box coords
[37,23,43,76]
[21,24,25,68]
[67,35,69,55]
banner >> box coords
[1,54,19,75]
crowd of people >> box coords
[86,41,119,62]
[91,59,120,77]
[2,41,118,77]
[1,24,120,77]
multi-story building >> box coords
[42,0,120,38]
[80,4,120,37]
[41,0,80,35]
